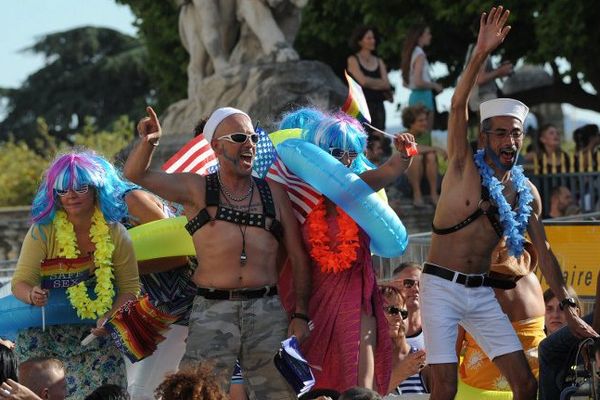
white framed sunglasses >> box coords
[329,148,359,160]
[217,132,259,144]
[55,184,90,197]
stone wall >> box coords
[0,206,30,261]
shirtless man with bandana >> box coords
[124,106,311,399]
[419,6,597,400]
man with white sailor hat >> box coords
[418,6,596,400]
[124,106,311,399]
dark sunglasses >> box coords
[55,184,90,197]
[329,148,359,160]
[385,306,409,319]
[217,132,259,144]
[402,279,419,289]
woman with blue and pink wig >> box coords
[278,108,416,395]
[11,149,139,397]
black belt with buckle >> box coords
[423,263,516,289]
[196,286,278,300]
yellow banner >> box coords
[534,223,600,297]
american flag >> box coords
[267,158,321,224]
[161,134,218,175]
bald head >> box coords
[18,357,66,400]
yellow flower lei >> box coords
[54,208,115,319]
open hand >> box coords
[474,6,511,55]
[0,379,41,400]
[137,106,162,146]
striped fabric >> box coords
[161,134,218,174]
[395,373,428,394]
[266,157,321,224]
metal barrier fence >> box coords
[530,172,600,214]
[529,149,600,214]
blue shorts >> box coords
[409,89,434,111]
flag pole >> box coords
[364,123,397,139]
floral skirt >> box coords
[15,324,126,399]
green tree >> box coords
[115,0,187,111]
[0,116,134,207]
[0,27,151,144]
[115,0,600,112]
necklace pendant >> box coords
[240,250,247,265]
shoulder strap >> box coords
[205,172,219,207]
[254,177,276,219]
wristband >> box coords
[291,312,310,323]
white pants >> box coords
[420,269,522,365]
[126,324,188,400]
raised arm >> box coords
[123,106,199,206]
[346,56,391,91]
[360,133,415,191]
[527,183,597,338]
[447,6,511,168]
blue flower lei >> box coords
[473,149,534,256]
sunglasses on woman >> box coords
[217,132,259,144]
[402,279,419,289]
[384,306,409,319]
[55,184,90,197]
[329,148,359,160]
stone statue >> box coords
[161,0,345,139]
[179,0,307,97]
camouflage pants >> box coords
[180,293,296,399]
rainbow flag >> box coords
[40,256,92,290]
[341,70,371,124]
[105,296,178,363]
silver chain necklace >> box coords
[217,171,253,202]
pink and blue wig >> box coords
[302,111,372,174]
[31,150,130,225]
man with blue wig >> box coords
[278,108,417,394]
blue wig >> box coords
[302,112,372,174]
[279,107,326,131]
[31,150,131,225]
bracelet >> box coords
[150,140,160,147]
[291,312,310,323]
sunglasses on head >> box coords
[329,148,359,160]
[55,184,90,197]
[385,306,409,319]
[217,132,259,144]
[402,279,419,289]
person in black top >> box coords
[346,26,393,135]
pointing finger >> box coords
[146,106,159,125]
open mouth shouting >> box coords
[240,150,254,168]
[499,146,517,165]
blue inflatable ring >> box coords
[0,289,95,340]
[277,139,408,257]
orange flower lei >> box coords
[306,197,360,273]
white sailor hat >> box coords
[480,98,529,124]
[204,107,251,142]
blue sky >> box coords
[0,0,136,88]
